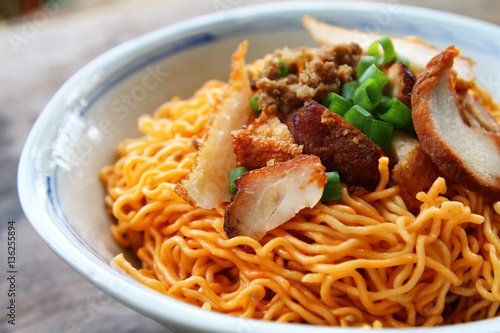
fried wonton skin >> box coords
[392,144,445,210]
[232,113,303,170]
[176,41,254,208]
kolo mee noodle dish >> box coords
[16,3,500,332]
[99,15,500,329]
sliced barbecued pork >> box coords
[411,46,500,197]
[285,101,384,191]
[224,154,326,240]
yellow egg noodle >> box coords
[100,74,500,328]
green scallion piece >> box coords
[228,166,248,195]
[380,95,392,104]
[353,78,383,111]
[358,56,376,78]
[324,93,353,116]
[250,94,261,116]
[278,59,289,78]
[358,64,389,88]
[340,82,359,100]
[344,105,374,131]
[363,118,393,150]
[377,98,413,131]
[371,95,392,115]
[368,35,396,66]
[322,92,335,107]
[321,171,342,202]
[395,54,410,68]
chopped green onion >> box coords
[340,82,359,100]
[323,93,353,116]
[358,64,389,88]
[380,95,392,104]
[321,171,342,201]
[358,56,376,78]
[322,92,335,107]
[368,35,396,66]
[371,95,392,115]
[363,118,393,150]
[278,59,289,78]
[228,166,248,195]
[395,54,410,68]
[250,94,261,116]
[344,105,374,131]
[377,98,413,131]
[353,78,382,111]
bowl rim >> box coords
[18,1,500,332]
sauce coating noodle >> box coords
[100,79,500,328]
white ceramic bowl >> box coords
[18,2,500,332]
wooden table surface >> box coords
[1,0,498,332]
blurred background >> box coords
[0,0,71,19]
[0,1,498,332]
